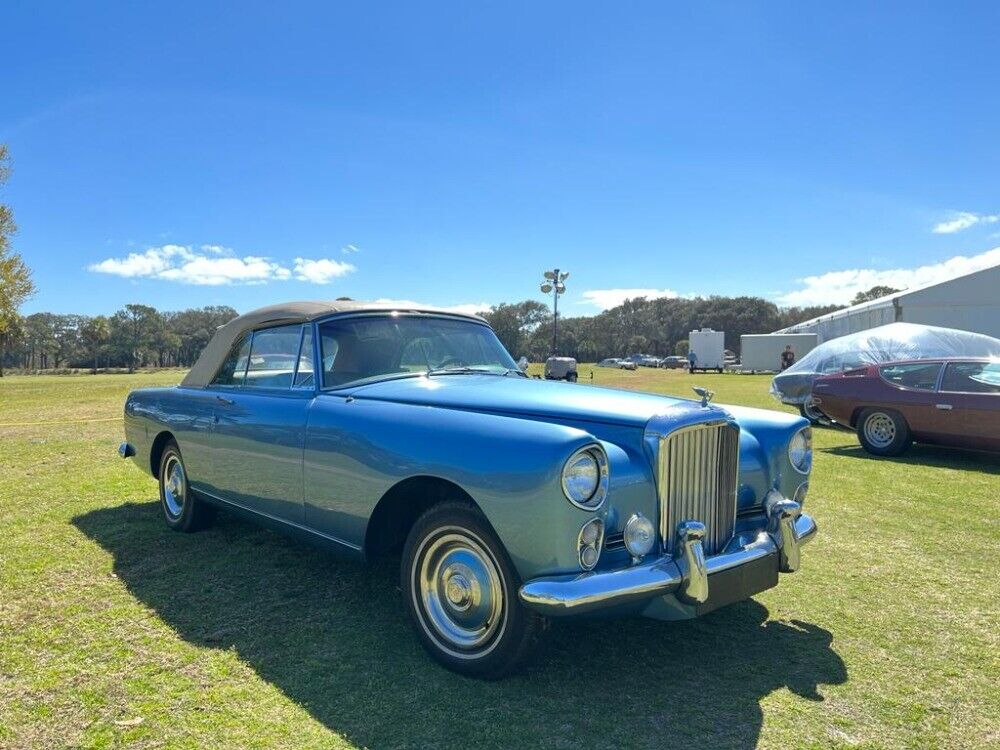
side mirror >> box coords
[517,356,529,372]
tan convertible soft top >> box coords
[180,300,486,388]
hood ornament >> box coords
[692,386,715,407]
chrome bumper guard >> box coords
[519,503,816,616]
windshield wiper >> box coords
[425,366,498,377]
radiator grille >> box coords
[657,421,740,556]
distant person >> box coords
[780,345,795,370]
[687,350,697,373]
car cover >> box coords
[770,322,1000,405]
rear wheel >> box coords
[158,441,216,532]
[857,408,912,456]
[567,372,578,382]
[401,502,541,678]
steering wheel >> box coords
[435,356,468,369]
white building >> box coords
[776,263,1000,341]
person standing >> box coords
[780,345,795,370]
[687,350,697,373]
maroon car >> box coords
[810,358,1000,456]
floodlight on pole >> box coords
[540,267,568,356]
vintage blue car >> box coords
[120,301,817,677]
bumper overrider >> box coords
[519,497,816,616]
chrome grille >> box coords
[657,421,740,556]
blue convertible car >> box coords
[120,301,817,677]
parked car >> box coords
[120,301,817,678]
[659,356,687,369]
[544,356,578,382]
[811,358,1000,455]
[597,358,621,368]
[639,356,661,368]
[772,323,1000,423]
[618,359,638,371]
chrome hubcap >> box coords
[162,456,186,518]
[864,413,896,448]
[414,529,505,657]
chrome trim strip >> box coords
[519,512,816,616]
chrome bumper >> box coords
[519,504,816,616]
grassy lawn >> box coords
[1,368,997,749]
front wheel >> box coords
[799,402,825,424]
[566,372,578,382]
[158,441,215,532]
[402,502,541,678]
[857,408,912,456]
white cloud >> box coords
[372,298,492,316]
[89,244,356,286]
[579,288,681,311]
[292,258,356,284]
[932,211,998,234]
[341,244,360,253]
[777,247,1000,306]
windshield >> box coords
[318,315,519,388]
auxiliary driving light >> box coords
[624,513,655,560]
[578,518,604,571]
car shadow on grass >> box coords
[821,444,1000,473]
[74,501,847,750]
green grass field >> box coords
[1,368,997,749]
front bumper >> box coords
[519,502,816,617]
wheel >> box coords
[717,367,723,373]
[158,440,216,532]
[856,408,912,456]
[799,402,825,424]
[566,372,578,382]
[401,502,541,678]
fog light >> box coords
[794,481,809,504]
[624,513,655,560]
[577,518,604,571]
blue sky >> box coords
[3,1,999,317]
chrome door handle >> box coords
[935,403,953,411]
[216,395,236,406]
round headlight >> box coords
[624,513,655,559]
[561,446,608,509]
[788,427,813,474]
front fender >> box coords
[722,404,812,505]
[304,395,635,580]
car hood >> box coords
[345,374,689,428]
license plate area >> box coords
[695,552,779,616]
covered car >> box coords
[770,323,1000,421]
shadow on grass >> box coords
[75,502,847,750]
[821,443,1000,473]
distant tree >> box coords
[110,304,161,372]
[674,339,689,356]
[850,285,900,306]
[481,300,550,358]
[627,335,649,354]
[0,144,36,376]
[80,316,110,373]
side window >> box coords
[879,362,942,390]
[243,325,303,389]
[940,362,1000,394]
[211,333,251,386]
[293,327,315,388]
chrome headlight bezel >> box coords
[561,444,610,510]
[788,427,813,475]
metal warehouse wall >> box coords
[779,264,1000,341]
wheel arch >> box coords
[149,430,176,477]
[364,475,489,559]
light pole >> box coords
[540,268,568,355]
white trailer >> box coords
[688,328,725,371]
[740,333,819,372]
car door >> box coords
[208,323,316,523]
[936,361,1000,451]
[876,362,943,439]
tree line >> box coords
[1,305,238,374]
[481,296,841,362]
